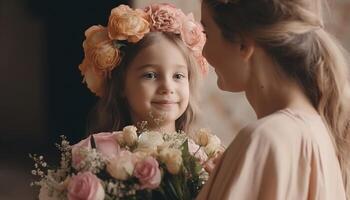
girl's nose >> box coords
[158,78,174,95]
[159,89,174,95]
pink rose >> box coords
[180,13,205,52]
[72,132,120,169]
[188,139,208,164]
[193,51,209,76]
[145,3,185,33]
[179,13,209,75]
[134,156,161,189]
[67,172,105,200]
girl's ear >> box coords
[239,37,255,62]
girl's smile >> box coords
[124,34,190,131]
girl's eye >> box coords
[174,73,186,80]
[142,72,157,79]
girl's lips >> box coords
[151,101,178,109]
[152,100,177,104]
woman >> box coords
[197,0,350,199]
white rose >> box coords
[134,147,158,157]
[106,151,135,180]
[159,148,182,174]
[112,131,125,146]
[123,126,138,147]
[157,142,171,153]
[204,135,221,156]
[138,131,164,150]
[133,150,149,161]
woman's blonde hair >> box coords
[87,32,200,134]
[204,0,350,197]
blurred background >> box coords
[0,0,349,199]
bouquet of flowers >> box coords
[30,125,223,200]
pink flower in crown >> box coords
[72,132,121,169]
[134,156,161,189]
[67,171,105,200]
[179,13,209,75]
[180,13,206,52]
[145,3,185,33]
[194,51,209,75]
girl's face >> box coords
[201,3,251,92]
[124,36,190,130]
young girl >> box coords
[78,4,208,135]
[198,0,350,199]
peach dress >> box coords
[197,108,346,200]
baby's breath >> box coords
[75,148,106,173]
[102,179,140,199]
[163,130,188,148]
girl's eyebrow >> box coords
[136,64,158,70]
[136,64,187,70]
[175,64,188,70]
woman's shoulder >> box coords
[236,109,313,150]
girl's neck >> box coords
[130,112,176,133]
[245,50,317,119]
[143,121,176,133]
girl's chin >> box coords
[145,119,177,132]
[140,111,176,123]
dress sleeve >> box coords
[198,122,311,200]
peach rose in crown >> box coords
[108,5,150,43]
[72,132,121,169]
[67,172,105,200]
[134,156,161,189]
[79,58,106,96]
[146,3,185,33]
[83,25,121,71]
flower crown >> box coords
[78,3,208,97]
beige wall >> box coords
[0,0,47,139]
[132,0,350,146]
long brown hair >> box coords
[86,32,200,134]
[204,0,350,197]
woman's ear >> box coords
[239,37,255,62]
